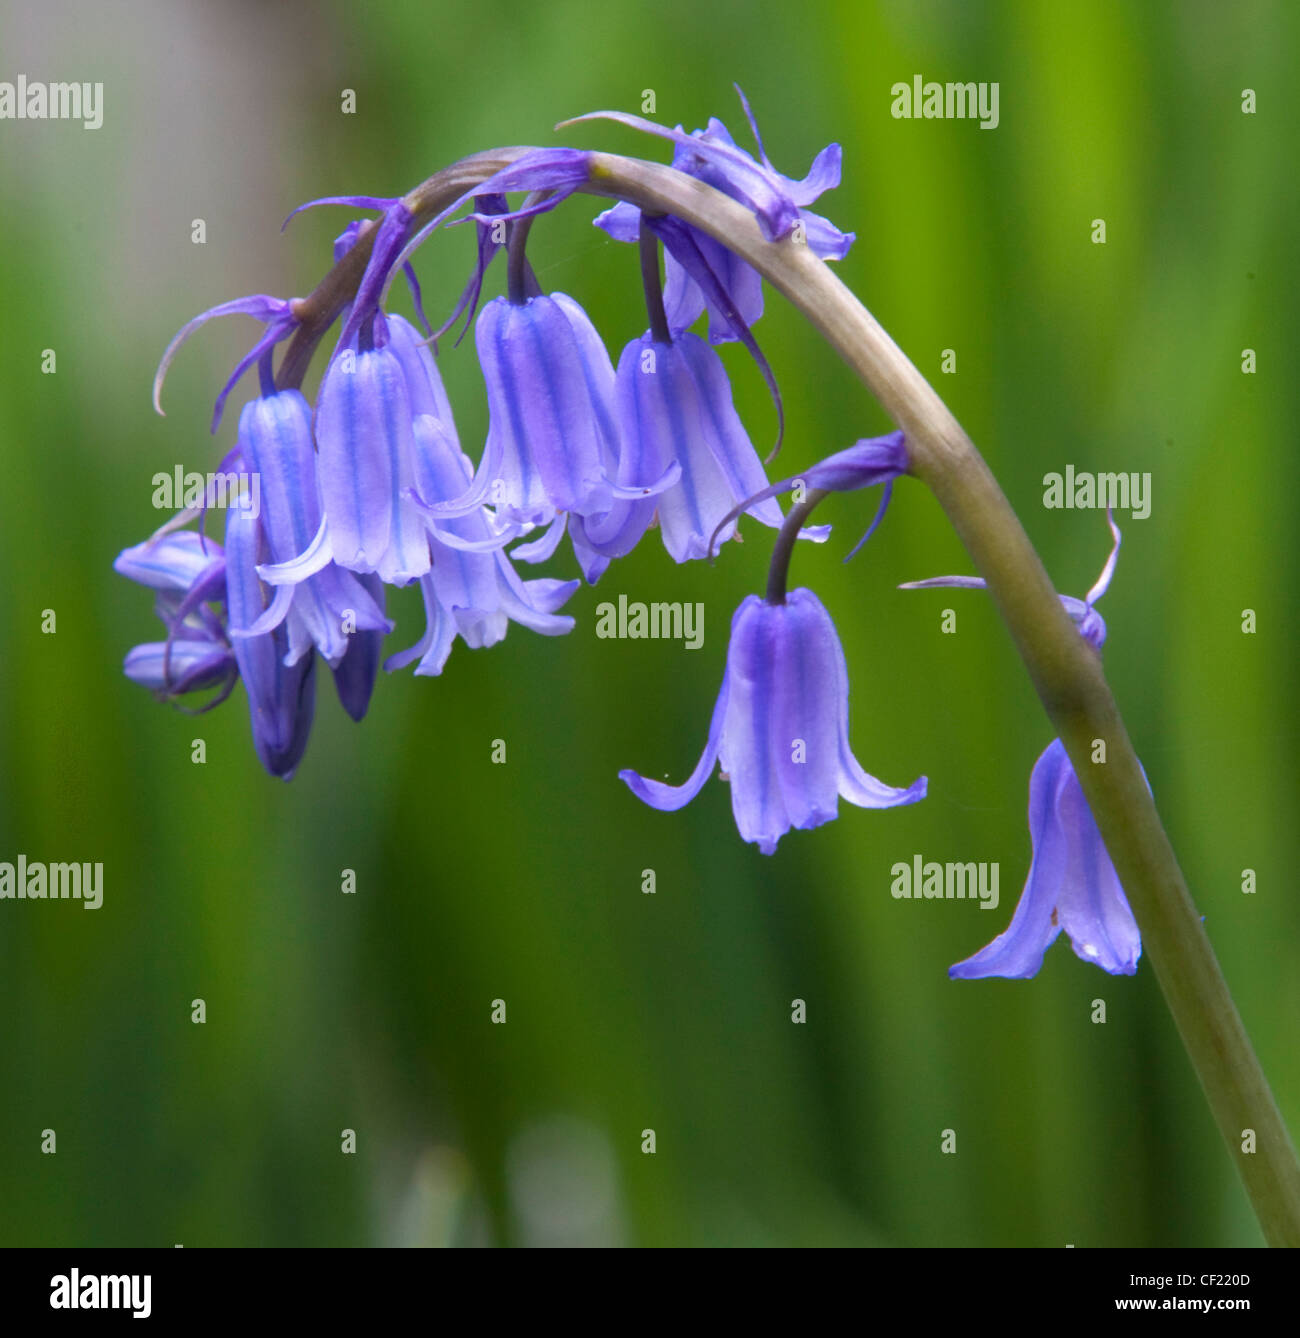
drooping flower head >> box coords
[131,96,872,779]
[903,513,1143,978]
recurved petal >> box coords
[493,553,579,634]
[949,739,1073,980]
[620,661,731,813]
[592,200,642,244]
[800,209,855,261]
[785,141,843,205]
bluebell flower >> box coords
[115,522,315,778]
[224,505,317,780]
[230,389,393,663]
[473,292,625,525]
[387,414,579,676]
[312,329,432,583]
[903,514,1143,978]
[621,430,920,850]
[470,290,681,583]
[575,329,790,563]
[115,532,235,703]
[583,86,853,343]
[621,589,925,853]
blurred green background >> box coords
[0,0,1295,1246]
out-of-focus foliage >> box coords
[0,0,1294,1245]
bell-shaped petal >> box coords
[237,391,392,664]
[949,739,1141,980]
[621,590,925,852]
[316,341,427,580]
[386,312,458,440]
[473,294,619,525]
[224,505,316,780]
[584,332,784,564]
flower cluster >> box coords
[116,87,1142,983]
[120,87,853,779]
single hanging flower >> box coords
[575,209,807,566]
[472,291,627,525]
[621,431,923,852]
[903,513,1143,979]
[231,388,392,664]
[576,328,790,563]
[115,519,316,779]
[225,504,317,780]
[313,320,432,583]
[620,589,925,853]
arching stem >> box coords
[275,145,1300,1245]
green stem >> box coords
[279,146,1300,1245]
